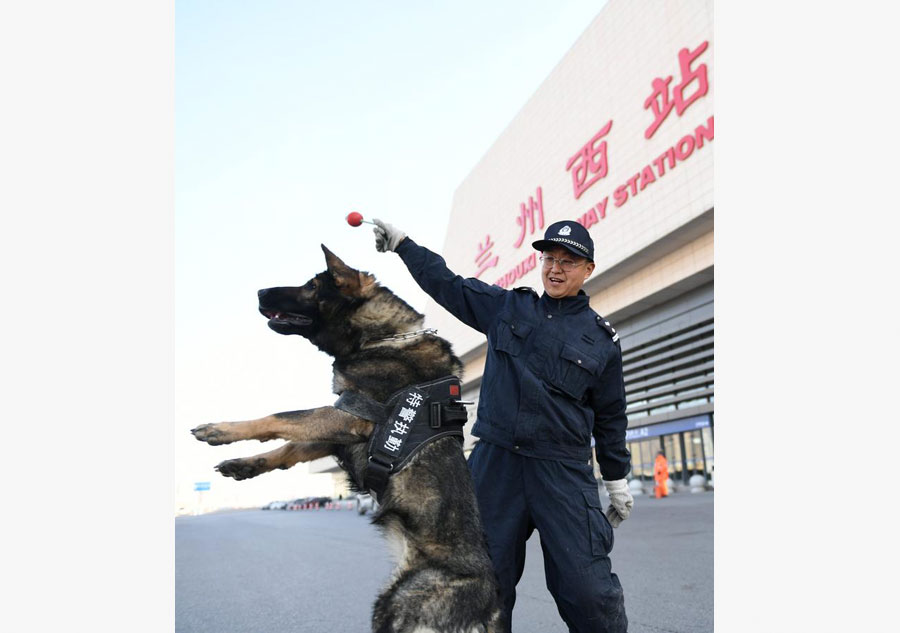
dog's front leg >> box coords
[191,406,374,446]
[215,441,335,480]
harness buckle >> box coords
[367,455,394,471]
[430,402,442,429]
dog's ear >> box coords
[322,244,366,295]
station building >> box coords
[317,0,714,492]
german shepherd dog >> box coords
[191,246,503,633]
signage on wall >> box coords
[624,414,711,441]
[475,40,714,288]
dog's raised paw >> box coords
[216,457,267,481]
[191,424,231,445]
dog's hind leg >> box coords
[215,441,335,480]
[373,567,503,633]
[192,406,373,446]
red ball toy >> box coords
[346,211,364,227]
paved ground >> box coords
[176,490,712,632]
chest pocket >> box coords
[494,319,534,357]
[549,343,600,401]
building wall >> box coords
[617,281,715,484]
[426,0,715,364]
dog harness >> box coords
[333,375,470,498]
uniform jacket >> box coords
[397,238,631,480]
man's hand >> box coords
[603,478,633,528]
[372,218,407,253]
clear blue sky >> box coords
[175,0,609,506]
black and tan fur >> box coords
[192,246,503,633]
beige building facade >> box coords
[316,0,715,494]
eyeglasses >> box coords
[540,255,584,272]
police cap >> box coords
[531,220,594,261]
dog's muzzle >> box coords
[259,309,312,326]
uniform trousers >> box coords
[467,440,627,633]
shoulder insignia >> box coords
[513,286,538,297]
[595,315,619,343]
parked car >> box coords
[286,497,311,510]
[283,496,335,510]
[266,500,288,510]
[308,496,332,509]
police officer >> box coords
[373,218,633,633]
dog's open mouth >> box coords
[260,309,312,326]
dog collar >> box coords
[372,328,438,343]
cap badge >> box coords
[558,225,572,236]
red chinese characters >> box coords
[566,121,613,200]
[643,41,710,139]
[513,187,544,248]
[474,235,499,279]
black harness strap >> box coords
[333,375,470,499]
[333,390,390,423]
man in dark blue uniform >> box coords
[373,218,633,633]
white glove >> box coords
[603,478,633,528]
[372,218,407,253]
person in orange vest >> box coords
[654,451,669,498]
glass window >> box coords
[701,426,714,478]
[684,430,705,476]
[695,430,706,474]
[627,439,657,482]
[663,434,681,478]
[683,430,695,473]
[650,403,676,416]
[627,441,642,478]
[642,439,655,482]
